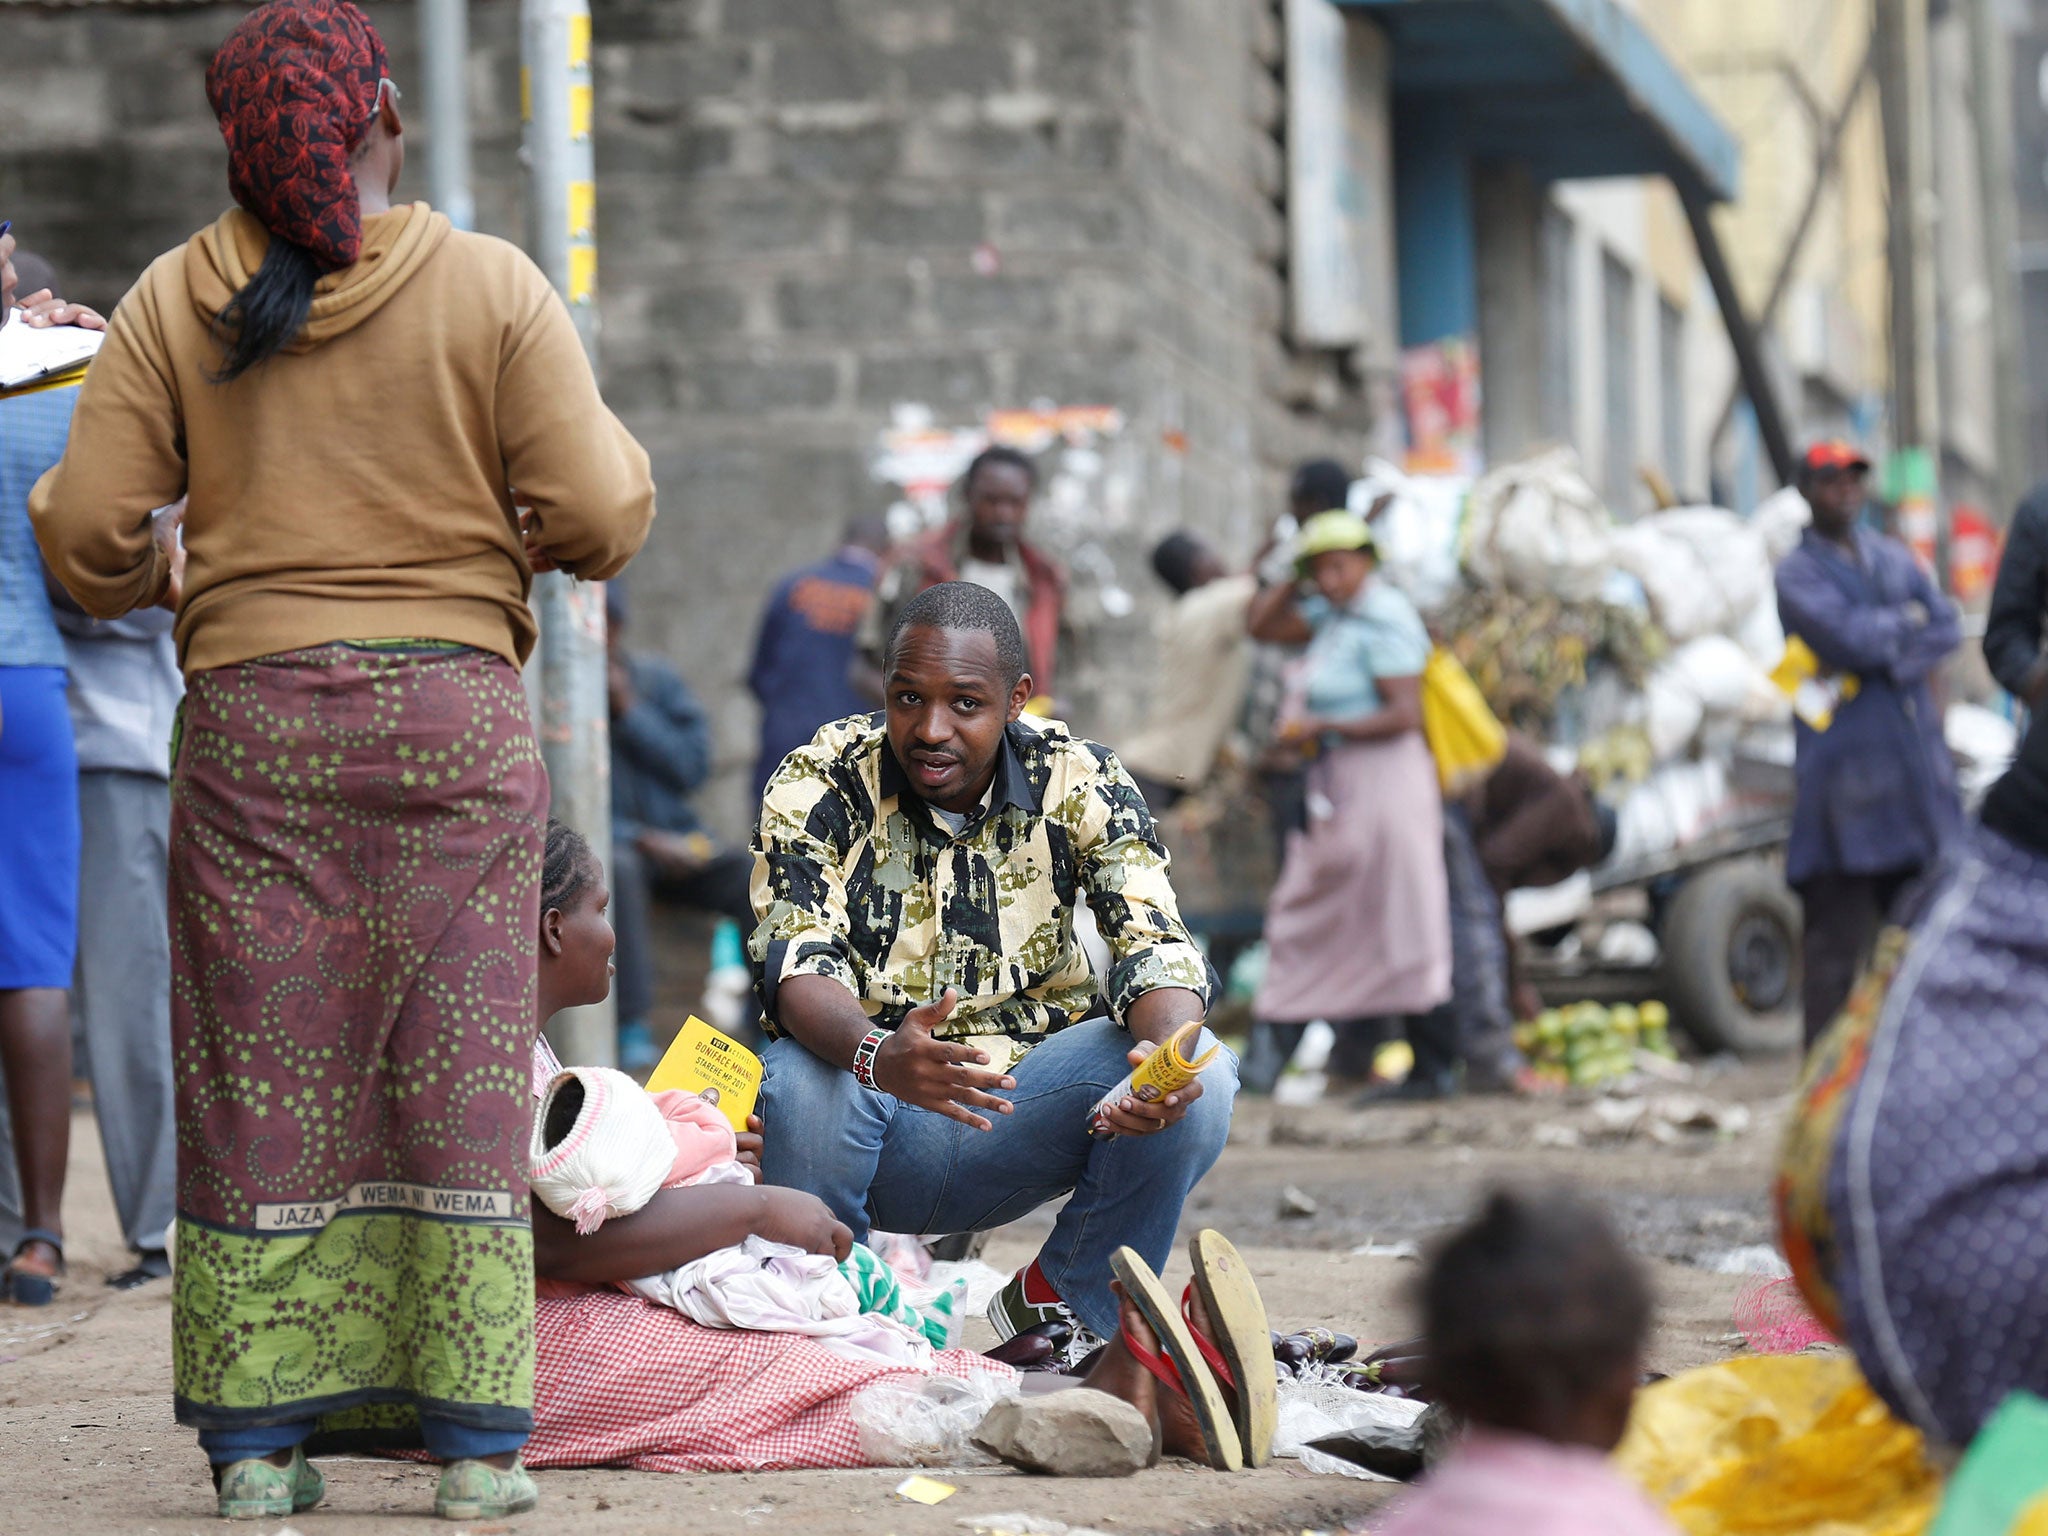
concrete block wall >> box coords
[0,0,1379,838]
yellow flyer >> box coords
[646,1016,761,1133]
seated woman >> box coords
[522,821,1269,1474]
[1778,747,2048,1448]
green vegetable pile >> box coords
[1515,1000,1677,1087]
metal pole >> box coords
[1876,0,1942,450]
[1967,0,2028,522]
[1708,44,1874,460]
[1675,176,1798,488]
[523,0,614,1068]
[419,0,474,231]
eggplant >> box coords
[1298,1326,1358,1365]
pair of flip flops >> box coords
[1108,1230,1276,1471]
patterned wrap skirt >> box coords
[168,643,547,1446]
[1778,824,2048,1446]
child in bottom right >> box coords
[1376,1188,1677,1536]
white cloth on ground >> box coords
[628,1234,935,1368]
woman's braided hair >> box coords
[542,819,597,924]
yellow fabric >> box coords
[1770,635,1861,731]
[1615,1355,1941,1536]
[1420,646,1507,794]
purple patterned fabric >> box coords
[1826,824,2048,1444]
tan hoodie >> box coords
[31,203,654,672]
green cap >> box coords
[1294,509,1376,574]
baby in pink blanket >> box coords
[529,1065,747,1236]
[527,1065,956,1365]
[1376,1190,1677,1536]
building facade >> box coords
[2,0,2023,828]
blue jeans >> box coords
[760,1018,1239,1339]
[198,1416,525,1466]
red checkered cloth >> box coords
[526,1284,1014,1471]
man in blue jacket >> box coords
[1775,441,1961,1044]
[746,516,890,800]
[608,586,757,1067]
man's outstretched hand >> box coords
[1094,1038,1205,1137]
[872,988,1017,1131]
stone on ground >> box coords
[972,1390,1155,1477]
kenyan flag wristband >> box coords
[853,1026,890,1091]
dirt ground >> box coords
[0,1058,1795,1535]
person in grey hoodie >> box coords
[51,572,182,1289]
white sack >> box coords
[1461,447,1616,602]
[1610,507,1774,644]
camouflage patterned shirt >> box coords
[749,713,1212,1042]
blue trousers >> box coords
[199,1416,524,1466]
[759,1018,1238,1339]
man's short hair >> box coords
[1151,531,1209,595]
[888,580,1028,687]
[1290,457,1353,514]
[963,444,1038,494]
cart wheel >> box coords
[1659,858,1802,1056]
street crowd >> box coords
[5,0,2048,1529]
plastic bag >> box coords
[1614,1355,1941,1536]
[1273,1374,1427,1481]
[1754,484,1812,564]
[1612,507,1776,645]
[1349,458,1471,613]
[1421,647,1508,794]
[848,1368,1014,1467]
[1462,447,1616,602]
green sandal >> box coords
[215,1447,325,1520]
[435,1457,538,1521]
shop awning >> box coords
[1342,0,1739,202]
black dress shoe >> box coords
[107,1250,172,1290]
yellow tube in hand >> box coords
[1089,1021,1220,1134]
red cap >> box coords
[1802,440,1871,474]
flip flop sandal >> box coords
[2,1228,65,1307]
[1108,1246,1244,1471]
[1184,1229,1277,1467]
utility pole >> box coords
[1875,0,1943,576]
[1875,0,1942,452]
[1968,0,2027,522]
[419,0,474,231]
[1676,178,1797,488]
[523,0,614,1068]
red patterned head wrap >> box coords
[205,0,391,272]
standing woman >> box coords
[1245,511,1452,1086]
[0,228,104,1307]
[31,1,654,1521]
